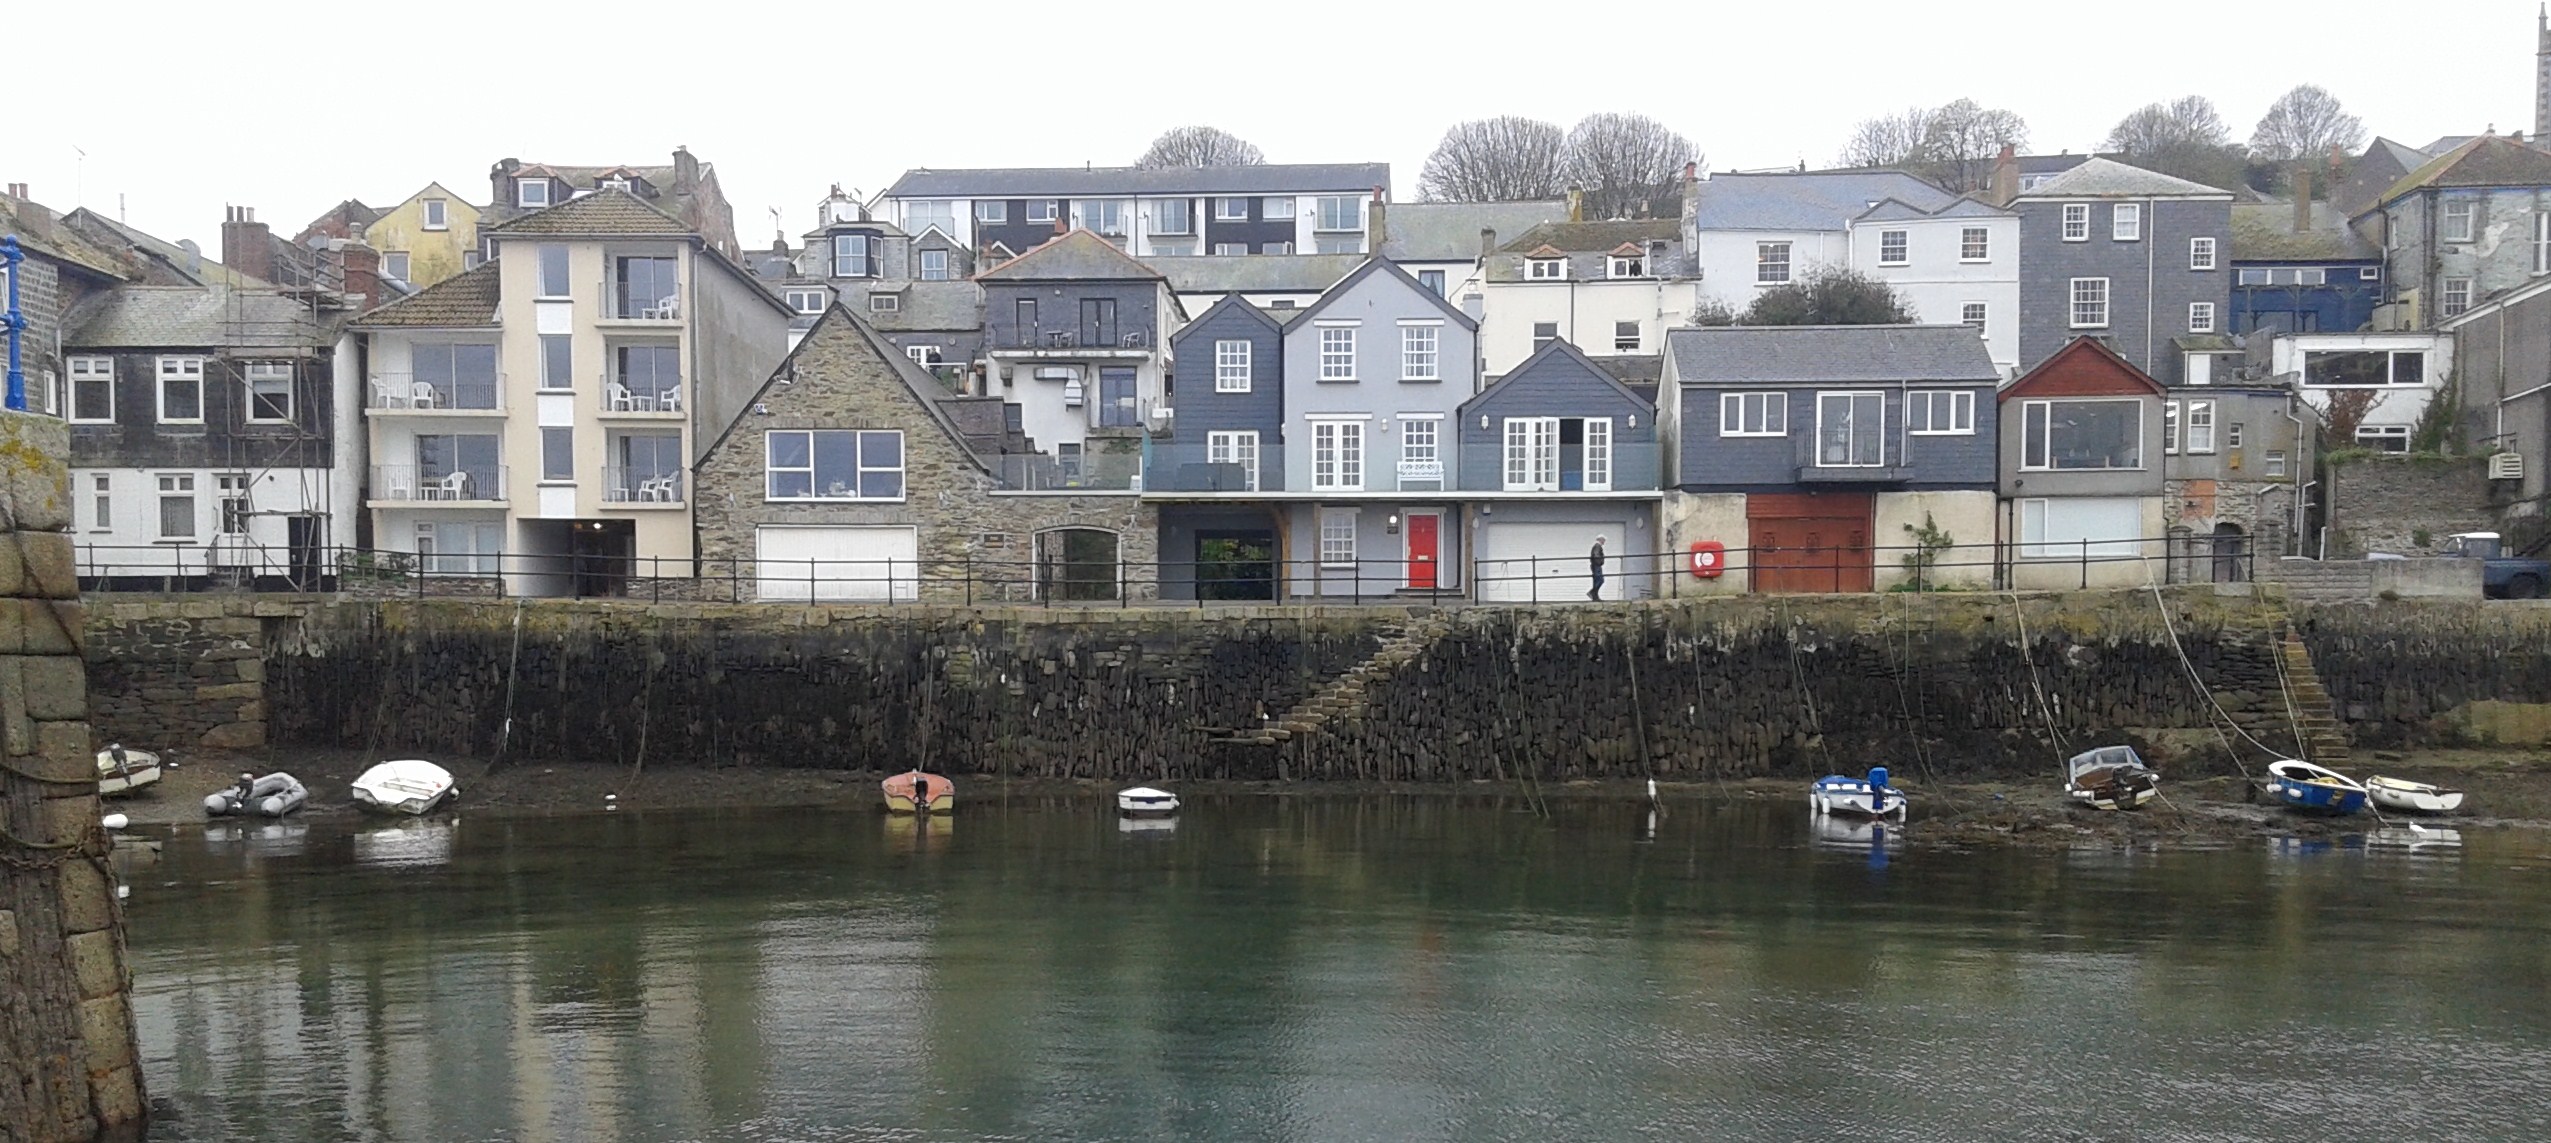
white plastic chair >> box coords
[608,382,637,411]
[646,296,678,319]
[657,384,682,412]
[371,378,406,409]
[433,471,471,500]
[383,470,418,500]
[409,381,439,409]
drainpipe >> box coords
[3,235,24,411]
[2145,198,2158,378]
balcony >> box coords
[1148,461,1257,493]
[602,467,685,506]
[370,465,507,506]
[601,375,684,417]
[368,372,502,414]
[991,451,1142,493]
[988,327,1154,356]
[1794,435,1911,484]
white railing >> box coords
[371,465,507,503]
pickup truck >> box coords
[2442,532,2551,599]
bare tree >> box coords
[1839,107,1931,169]
[1418,117,1566,202]
[1916,99,2030,194]
[1136,126,1266,169]
[2250,84,2367,163]
[1561,112,1697,219]
[2103,96,2244,188]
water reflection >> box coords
[351,818,458,869]
[125,793,2551,1142]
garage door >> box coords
[757,526,919,601]
[1747,493,1872,593]
[1477,521,1627,602]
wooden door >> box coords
[1406,512,1440,590]
[1747,493,1875,593]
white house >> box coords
[2268,331,2454,451]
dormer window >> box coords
[602,178,632,192]
[1527,258,1566,280]
[518,179,551,208]
[1608,254,1645,279]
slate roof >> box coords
[700,304,988,475]
[2229,201,2380,262]
[2016,157,2232,199]
[59,209,261,288]
[977,229,1164,281]
[484,188,691,237]
[885,163,1391,199]
[1853,196,2010,224]
[1692,171,1962,231]
[2374,138,2433,171]
[1147,253,1363,295]
[1666,324,2000,385]
[1496,220,1679,255]
[1380,200,1568,261]
[2378,135,2551,204]
[64,286,332,347]
[856,280,985,331]
[0,195,136,280]
[349,261,502,327]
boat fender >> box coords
[102,813,129,830]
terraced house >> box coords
[876,162,1390,259]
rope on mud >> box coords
[1889,591,1945,796]
[489,601,528,772]
[2007,593,2069,755]
[1780,602,1834,773]
[2144,582,2278,782]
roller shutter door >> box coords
[757,525,919,601]
[1476,521,1627,602]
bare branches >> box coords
[1917,100,2030,194]
[1136,126,1266,169]
[2250,85,2367,163]
[1560,112,1697,219]
[1840,108,1931,169]
[1418,117,1566,202]
[2103,96,2244,189]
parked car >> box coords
[2442,532,2550,599]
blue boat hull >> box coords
[2269,777,2367,815]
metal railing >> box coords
[367,372,501,411]
[990,451,1143,492]
[369,465,508,502]
[602,467,685,504]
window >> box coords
[2188,302,2216,334]
[1263,196,1296,219]
[2021,399,2143,470]
[1207,430,1260,491]
[1614,321,1641,352]
[1815,392,1884,467]
[2237,268,2270,285]
[906,345,945,367]
[1532,322,1559,353]
[2061,203,2090,241]
[2070,277,2110,328]
[613,345,680,407]
[521,245,563,300]
[1215,197,1249,221]
[1504,417,1557,490]
[2162,401,2176,453]
[156,474,195,539]
[870,294,901,314]
[1319,326,1357,380]
[918,249,949,281]
[1960,227,1990,261]
[539,427,574,482]
[517,179,549,208]
[68,357,113,423]
[419,521,504,575]
[2190,237,2217,271]
[1152,199,1192,235]
[765,430,906,499]
[382,251,411,281]
[1962,302,1988,329]
[1311,420,1364,490]
[1582,419,1611,491]
[1879,229,1908,265]
[2303,350,2427,387]
[1258,241,1293,255]
[613,255,678,319]
[1013,298,1035,337]
[1081,200,1127,236]
[1907,390,1974,435]
[523,334,565,391]
[423,198,449,230]
[904,200,955,235]
[244,362,293,422]
[1215,339,1251,392]
[1757,242,1791,284]
[2265,450,2287,476]
[1720,392,1786,437]
[1315,196,1359,232]
[1609,254,1646,278]
[2183,399,2215,453]
[976,200,1008,224]
[1214,243,1249,256]
[1405,269,1442,298]
[2112,203,2141,241]
[2443,198,2475,242]
[1079,297,1118,346]
[1027,200,1057,223]
[1319,508,1358,567]
[2356,424,2412,452]
[2364,266,2381,281]
[217,473,250,534]
[833,234,873,278]
[2019,497,2141,559]
[784,287,827,314]
[1401,325,1439,381]
[156,357,204,423]
[1150,240,1194,257]
[1400,418,1440,482]
[414,343,500,408]
[2442,277,2474,316]
[2226,422,2244,450]
[91,474,111,532]
[2293,268,2326,286]
[1527,257,1566,280]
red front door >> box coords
[1407,513,1440,589]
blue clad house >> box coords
[1658,324,2003,593]
[2228,198,2381,336]
[1151,292,1292,599]
[1457,340,1662,600]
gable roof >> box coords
[2377,134,2551,206]
[885,163,1389,199]
[1380,200,1568,261]
[0,194,138,281]
[699,304,988,474]
[1997,336,2168,402]
[1496,220,1678,255]
[975,228,1164,281]
[1666,324,2000,386]
[484,187,692,238]
[2230,200,2380,262]
[1148,253,1364,296]
[1693,171,1963,231]
[1177,291,1286,338]
[59,208,260,288]
[350,260,502,327]
[64,286,334,348]
[2016,157,2232,200]
[1462,338,1654,416]
[1288,257,1478,329]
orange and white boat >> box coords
[882,770,954,814]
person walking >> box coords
[1587,536,1607,601]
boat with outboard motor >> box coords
[1810,766,1907,821]
[205,772,308,818]
[2064,745,2161,810]
[883,770,954,814]
[96,744,162,797]
[1116,786,1180,817]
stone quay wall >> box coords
[2,409,145,1143]
[2296,599,2551,747]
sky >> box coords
[6,0,2543,255]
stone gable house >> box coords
[693,305,1156,602]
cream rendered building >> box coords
[352,190,790,595]
[364,182,483,289]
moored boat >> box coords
[1116,786,1179,817]
[96,744,162,797]
[2064,745,2160,810]
[2363,775,2465,815]
[883,770,954,814]
[351,759,459,816]
[2265,759,2367,816]
[1810,767,1907,821]
[205,772,308,818]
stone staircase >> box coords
[1216,616,1447,747]
[2275,627,2352,766]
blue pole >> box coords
[3,235,26,411]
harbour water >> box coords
[123,792,2551,1141]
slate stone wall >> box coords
[2295,599,2551,746]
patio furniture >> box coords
[643,296,678,319]
[640,475,676,502]
[409,381,440,409]
[609,382,638,411]
[656,384,682,412]
[383,470,418,500]
[430,472,470,500]
[371,378,408,409]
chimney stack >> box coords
[672,146,699,190]
[1566,186,1583,223]
[1989,144,2019,207]
[3,182,24,200]
[2293,165,2314,234]
[1480,228,1497,260]
[222,205,275,285]
[337,242,383,309]
[1368,186,1387,255]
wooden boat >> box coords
[350,759,458,816]
[2064,745,2160,810]
[1810,766,1907,821]
[204,772,308,818]
[2363,775,2465,815]
[1116,786,1180,817]
[882,770,953,814]
[2265,759,2367,816]
[95,744,162,797]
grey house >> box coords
[1658,324,2002,593]
[2356,135,2551,327]
[975,230,1182,491]
[2012,158,2233,385]
[2159,382,2312,581]
[1149,293,1293,600]
[1457,339,1661,601]
[1996,336,2169,588]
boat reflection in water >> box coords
[2271,827,2464,860]
[884,811,953,854]
[201,819,311,859]
[352,818,458,869]
[1810,813,1903,870]
[1117,815,1177,836]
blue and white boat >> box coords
[1810,766,1907,821]
[2266,759,2367,815]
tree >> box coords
[1741,268,1915,326]
[2250,84,2367,163]
[2102,96,2245,188]
[1839,107,1931,169]
[2320,388,2386,448]
[1136,126,1265,169]
[1417,116,1566,202]
[1560,112,1697,219]
[1915,99,2030,194]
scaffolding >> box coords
[204,241,359,589]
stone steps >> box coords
[2276,627,2354,766]
[1218,617,1448,745]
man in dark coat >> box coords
[1588,536,1607,601]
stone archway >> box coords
[1036,527,1121,601]
[2211,522,2249,583]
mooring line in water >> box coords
[489,601,527,772]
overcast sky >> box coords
[7,1,2541,255]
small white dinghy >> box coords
[2363,775,2465,815]
[96,744,162,797]
[205,772,307,818]
[351,759,458,816]
[1117,786,1180,817]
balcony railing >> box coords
[607,288,682,321]
[1149,461,1257,492]
[602,376,684,413]
[602,467,685,504]
[371,465,507,503]
[369,372,501,411]
[991,451,1142,492]
[992,328,1152,352]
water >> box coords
[122,794,2551,1142]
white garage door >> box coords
[1477,521,1628,602]
[757,525,920,601]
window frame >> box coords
[1399,417,1440,483]
[1399,324,1440,381]
[1906,389,1975,436]
[1719,391,1787,437]
[1503,416,1560,491]
[2020,397,2145,472]
[2061,203,2090,241]
[382,251,411,282]
[1531,322,1559,354]
[243,361,294,423]
[1960,227,1990,262]
[216,473,251,535]
[1582,417,1612,491]
[869,294,901,314]
[1214,339,1252,393]
[976,200,1008,224]
[1026,200,1058,223]
[763,429,909,501]
[2018,496,2143,559]
[537,244,571,298]
[1150,198,1193,235]
[1814,391,1886,468]
[917,249,950,281]
[2069,277,2110,328]
[1215,197,1250,221]
[1756,241,1792,284]
[1263,196,1296,220]
[784,287,829,314]
[1608,254,1646,279]
[1318,507,1358,568]
[1878,229,1908,266]
[155,473,197,540]
[1314,195,1359,233]
[90,473,111,533]
[832,234,873,278]
[2183,399,2215,454]
[2355,424,2412,452]
[517,179,550,209]
[2112,203,2142,242]
[2442,277,2474,316]
[1206,430,1261,491]
[1310,418,1366,491]
[2190,236,2217,271]
[423,198,449,231]
[2535,213,2549,275]
[68,356,115,424]
[540,427,575,482]
[1613,320,1641,353]
[2188,302,2217,334]
[1526,257,1566,281]
[1962,302,1988,329]
[1318,326,1357,381]
[155,356,205,424]
[2443,198,2476,243]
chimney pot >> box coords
[2293,165,2314,234]
[4,182,23,199]
[1480,227,1497,259]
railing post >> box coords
[965,551,974,607]
[2081,539,2090,590]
